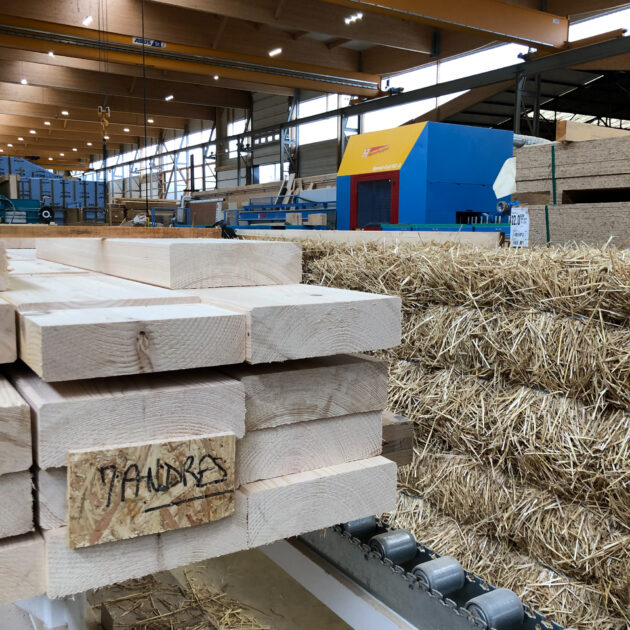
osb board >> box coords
[67,434,236,549]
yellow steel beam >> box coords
[319,0,570,48]
[0,14,381,97]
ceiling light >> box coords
[44,120,51,126]
[0,149,3,153]
[344,12,363,24]
[48,157,53,161]
[59,152,64,156]
[103,135,109,140]
[20,78,27,85]
[48,51,54,57]
[214,75,219,80]
[268,47,282,57]
[7,144,12,148]
[72,147,77,152]
[82,15,93,26]
[164,94,174,101]
[86,141,93,146]
[17,137,23,141]
[123,127,130,132]
[61,110,69,116]
[147,118,154,124]
[29,130,36,134]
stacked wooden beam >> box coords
[514,137,630,246]
[0,237,400,600]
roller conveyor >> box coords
[295,519,564,630]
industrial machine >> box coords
[336,122,513,235]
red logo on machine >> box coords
[362,144,389,158]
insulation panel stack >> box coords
[514,136,630,246]
[0,238,400,599]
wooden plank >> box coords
[381,411,414,467]
[0,534,46,604]
[0,376,31,475]
[0,299,16,364]
[556,120,630,142]
[0,225,221,239]
[36,238,303,289]
[0,471,33,538]
[7,259,89,275]
[5,249,36,260]
[19,303,246,381]
[223,354,387,431]
[9,365,246,469]
[237,229,503,248]
[0,240,7,291]
[67,434,236,549]
[243,456,396,547]
[185,284,401,364]
[43,492,248,597]
[237,412,382,486]
[3,273,198,313]
[36,468,66,530]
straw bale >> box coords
[385,492,629,630]
[400,304,630,410]
[403,453,630,611]
[301,240,630,324]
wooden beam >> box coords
[327,37,353,49]
[556,119,630,141]
[152,0,435,53]
[36,238,303,289]
[319,0,569,48]
[0,471,33,538]
[0,376,31,475]
[212,16,229,49]
[0,300,16,365]
[0,534,45,605]
[381,410,414,466]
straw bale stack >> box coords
[387,360,630,525]
[385,492,629,630]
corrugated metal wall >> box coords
[298,139,339,177]
[252,93,289,167]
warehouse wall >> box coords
[298,139,338,177]
[252,93,289,167]
[529,203,630,247]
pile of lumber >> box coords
[514,136,630,247]
[299,238,630,630]
[0,236,400,601]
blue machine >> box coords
[336,122,513,234]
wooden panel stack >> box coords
[0,237,400,600]
[514,135,630,246]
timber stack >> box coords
[0,237,400,601]
[514,135,630,246]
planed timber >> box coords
[36,238,303,289]
[243,456,396,547]
[0,298,16,364]
[36,468,66,530]
[9,365,246,469]
[7,258,89,275]
[2,273,198,313]
[0,225,221,239]
[43,492,248,598]
[67,434,236,549]
[222,354,388,431]
[0,376,31,475]
[556,120,630,142]
[381,411,414,467]
[18,303,247,381]
[0,534,46,604]
[185,284,402,363]
[0,471,33,538]
[236,412,382,486]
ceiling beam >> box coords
[150,0,436,53]
[0,126,159,146]
[319,0,569,48]
[0,60,250,110]
[547,0,630,17]
[0,82,217,121]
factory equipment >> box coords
[336,122,513,235]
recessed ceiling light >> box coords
[123,127,130,132]
[20,78,27,85]
[48,51,54,57]
[214,75,219,80]
[86,141,93,146]
[17,137,23,141]
[344,12,363,24]
[29,130,36,134]
[72,147,78,152]
[59,152,64,156]
[44,121,51,126]
[103,135,110,140]
[147,118,154,124]
[268,47,282,57]
[0,149,3,153]
[61,110,69,116]
[48,157,53,161]
[164,94,174,101]
[82,15,93,26]
[7,143,12,148]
